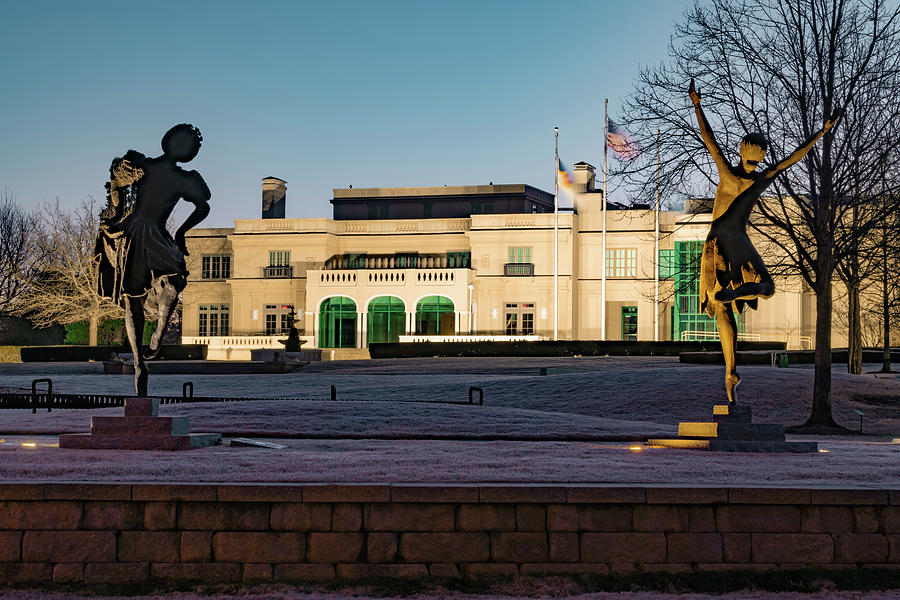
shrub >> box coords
[368,340,786,359]
[64,319,155,345]
[20,344,207,362]
[0,346,23,363]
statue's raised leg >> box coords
[714,279,774,304]
[144,275,185,360]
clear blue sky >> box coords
[0,0,692,227]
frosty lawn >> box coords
[0,356,897,485]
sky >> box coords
[0,0,694,228]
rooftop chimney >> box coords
[262,177,286,219]
[573,162,596,192]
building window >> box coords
[264,250,292,278]
[265,304,295,335]
[368,204,388,219]
[423,203,433,218]
[505,247,533,276]
[509,247,532,264]
[671,241,745,341]
[396,253,418,268]
[269,250,290,266]
[606,248,637,278]
[416,295,455,335]
[659,249,677,279]
[367,296,406,345]
[327,253,368,269]
[447,251,471,268]
[198,305,229,336]
[319,296,357,348]
[622,306,638,341]
[201,254,231,279]
[504,302,535,335]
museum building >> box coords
[182,166,821,358]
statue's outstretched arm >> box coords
[175,173,211,255]
[766,108,842,179]
[689,79,728,173]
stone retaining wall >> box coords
[0,483,897,586]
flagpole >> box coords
[601,99,607,342]
[554,126,559,342]
[654,128,660,342]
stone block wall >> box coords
[0,483,897,586]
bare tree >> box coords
[618,0,900,429]
[13,199,122,345]
[865,194,900,372]
[0,190,39,316]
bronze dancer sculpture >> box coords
[96,124,210,396]
[689,79,839,404]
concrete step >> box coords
[716,423,785,441]
[708,440,818,453]
[58,433,222,451]
[90,416,191,436]
[646,438,710,449]
[676,421,785,441]
[677,422,717,438]
[713,404,752,423]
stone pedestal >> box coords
[648,404,817,453]
[58,398,221,450]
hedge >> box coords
[19,344,207,362]
[367,340,786,359]
[0,346,23,363]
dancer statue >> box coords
[96,124,210,396]
[689,79,839,404]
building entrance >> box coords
[504,302,535,335]
[416,295,455,335]
[367,296,406,345]
[319,297,357,348]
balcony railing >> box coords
[504,263,534,277]
[324,253,471,270]
[263,265,293,278]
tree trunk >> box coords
[847,281,862,374]
[805,277,840,428]
[88,310,98,347]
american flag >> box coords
[607,118,639,160]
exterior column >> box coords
[358,311,365,349]
[312,311,319,348]
[407,312,414,337]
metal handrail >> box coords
[680,330,761,342]
[262,265,293,278]
[504,263,534,276]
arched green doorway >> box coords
[367,296,406,345]
[416,296,455,335]
[319,297,357,348]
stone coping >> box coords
[0,483,897,504]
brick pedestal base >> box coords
[648,404,817,453]
[58,398,221,451]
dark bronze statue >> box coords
[96,124,210,396]
[280,307,303,353]
[689,79,839,404]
